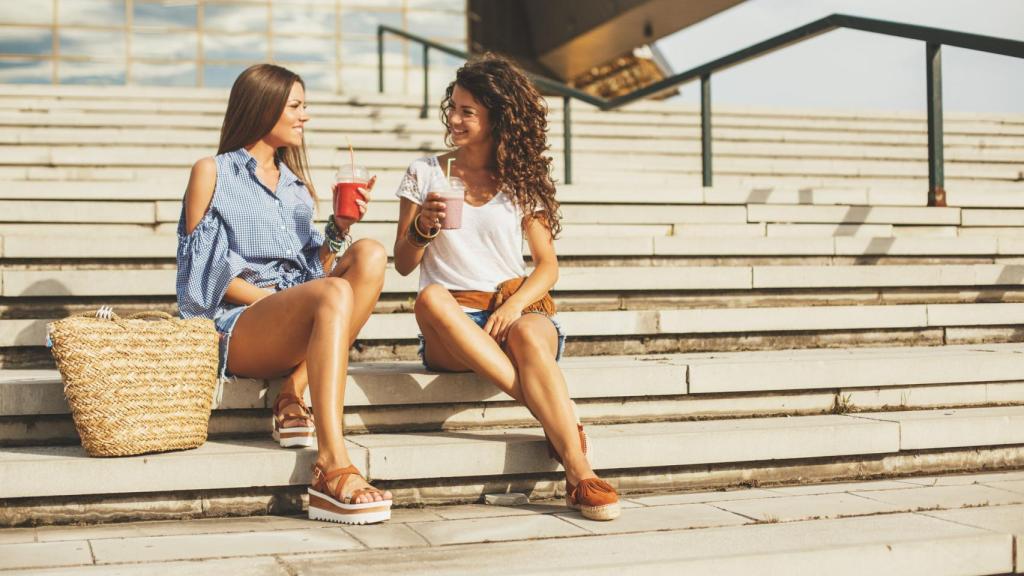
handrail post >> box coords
[421,44,430,119]
[563,96,572,185]
[377,27,384,93]
[700,73,712,188]
[926,42,946,206]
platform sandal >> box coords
[308,463,392,525]
[566,477,621,521]
[272,392,316,448]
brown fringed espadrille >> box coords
[566,477,621,521]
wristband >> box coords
[324,216,352,253]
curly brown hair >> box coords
[441,53,561,238]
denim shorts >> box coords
[212,305,248,380]
[417,310,566,370]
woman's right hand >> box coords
[418,192,447,231]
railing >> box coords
[380,16,1024,203]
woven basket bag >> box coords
[48,309,220,457]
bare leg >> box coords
[228,276,389,503]
[415,285,591,482]
[277,239,387,415]
[331,239,388,341]
[504,314,595,485]
[414,284,523,401]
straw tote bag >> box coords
[48,308,220,457]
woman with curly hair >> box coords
[393,54,620,521]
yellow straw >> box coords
[345,136,355,172]
[446,157,455,180]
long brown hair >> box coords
[218,63,316,204]
[442,53,561,237]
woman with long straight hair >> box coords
[394,54,621,521]
[176,63,392,524]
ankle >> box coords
[277,385,305,400]
[315,452,353,472]
[563,458,595,486]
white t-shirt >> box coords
[396,156,527,295]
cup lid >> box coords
[336,164,368,179]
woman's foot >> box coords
[563,451,620,521]
[566,476,620,521]
[272,391,316,448]
[308,461,392,524]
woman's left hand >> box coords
[484,301,523,344]
[334,175,376,231]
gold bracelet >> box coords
[413,213,440,239]
[406,221,429,248]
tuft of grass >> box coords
[832,393,857,414]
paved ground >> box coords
[2,471,1023,575]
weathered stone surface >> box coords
[407,514,587,546]
[89,527,362,564]
[0,540,92,571]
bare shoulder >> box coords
[183,157,217,233]
[189,157,216,186]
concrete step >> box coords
[0,181,972,212]
[3,93,1022,137]
[7,302,1024,350]
[5,145,1021,183]
[8,230,1022,258]
[5,344,1022,421]
[0,180,920,206]
[4,82,1021,123]
[6,122,1024,151]
[7,264,1024,297]
[1,199,1004,229]
[3,163,1020,196]
[18,200,1024,238]
[2,406,1022,515]
[5,127,1024,165]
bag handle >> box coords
[74,309,176,322]
[125,311,176,321]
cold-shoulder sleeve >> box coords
[176,208,252,318]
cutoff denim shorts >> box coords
[417,310,566,370]
[213,305,248,380]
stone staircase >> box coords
[1,84,1023,526]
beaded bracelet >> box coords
[324,216,352,253]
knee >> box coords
[347,239,387,275]
[415,284,452,317]
[505,321,548,357]
[316,277,353,315]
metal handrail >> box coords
[380,16,1024,203]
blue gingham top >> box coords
[176,147,326,320]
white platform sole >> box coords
[307,488,392,525]
[272,428,316,449]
